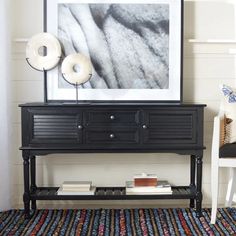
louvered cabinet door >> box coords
[26,108,82,144]
[142,109,199,147]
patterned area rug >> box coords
[0,208,236,235]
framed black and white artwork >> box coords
[44,0,183,101]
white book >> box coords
[126,191,173,195]
[126,181,172,193]
[62,187,91,192]
[62,181,92,188]
[57,186,96,195]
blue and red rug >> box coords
[0,208,236,235]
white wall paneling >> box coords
[12,160,231,186]
[11,59,42,82]
[184,1,236,40]
[185,43,236,55]
[184,56,236,79]
[183,79,234,101]
[12,0,43,38]
[12,81,43,102]
[11,102,21,124]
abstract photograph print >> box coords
[46,0,182,101]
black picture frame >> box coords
[43,0,184,103]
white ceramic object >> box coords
[61,54,92,85]
[26,33,61,71]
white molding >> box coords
[13,38,29,43]
[185,0,235,2]
[185,39,236,55]
[188,39,236,44]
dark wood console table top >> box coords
[19,102,206,218]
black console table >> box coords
[19,102,206,218]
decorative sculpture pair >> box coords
[26,32,92,101]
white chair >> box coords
[211,111,236,224]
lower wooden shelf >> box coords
[30,186,196,201]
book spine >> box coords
[134,178,157,187]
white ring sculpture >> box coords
[61,53,92,85]
[26,33,61,71]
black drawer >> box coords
[85,127,139,144]
[85,110,140,126]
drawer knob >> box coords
[78,125,83,130]
[142,125,147,129]
[110,133,115,139]
[110,115,115,120]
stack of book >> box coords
[57,181,96,195]
[134,173,158,187]
[126,173,172,195]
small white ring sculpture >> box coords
[61,53,92,85]
[26,33,61,71]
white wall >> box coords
[11,0,236,208]
[0,0,11,211]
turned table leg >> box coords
[30,156,37,210]
[190,155,196,208]
[196,155,203,217]
[23,152,30,219]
